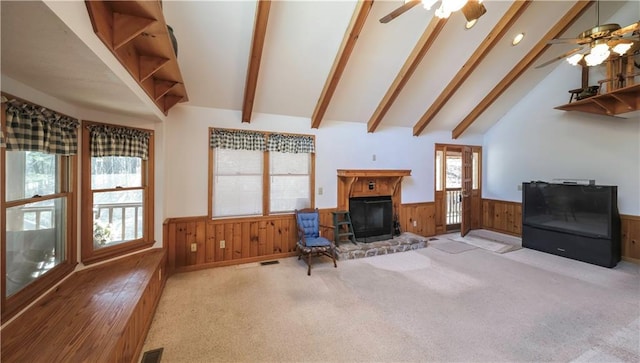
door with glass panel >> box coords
[435,144,481,234]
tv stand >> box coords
[522,225,621,268]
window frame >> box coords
[1,102,78,323]
[208,128,315,219]
[80,121,154,265]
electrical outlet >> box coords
[220,240,226,248]
[413,220,417,227]
[517,184,522,191]
[318,187,323,195]
[372,154,376,161]
[190,243,197,252]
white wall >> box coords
[483,62,640,215]
[163,105,483,218]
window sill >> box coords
[81,239,155,266]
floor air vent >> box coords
[260,260,280,266]
[141,348,163,363]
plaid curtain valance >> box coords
[88,124,151,160]
[267,134,315,154]
[210,129,266,151]
[1,96,79,155]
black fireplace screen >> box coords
[349,196,393,243]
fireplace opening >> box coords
[349,196,393,243]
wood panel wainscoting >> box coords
[399,202,437,237]
[165,210,337,274]
[621,215,640,263]
[481,199,640,263]
[481,199,522,236]
[1,249,166,362]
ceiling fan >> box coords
[536,1,640,68]
[379,0,487,24]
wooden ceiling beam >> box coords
[412,0,531,136]
[367,16,448,133]
[242,0,271,123]
[311,0,374,129]
[451,0,594,139]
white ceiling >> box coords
[1,0,638,135]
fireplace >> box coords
[349,196,393,243]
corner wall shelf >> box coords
[85,0,188,116]
[554,83,640,116]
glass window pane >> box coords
[5,198,66,297]
[269,152,310,213]
[270,175,310,213]
[6,151,58,201]
[216,149,262,175]
[93,190,143,248]
[214,176,262,216]
[472,151,480,190]
[213,149,263,217]
[436,150,443,191]
[91,156,141,189]
[270,152,309,174]
[446,152,461,189]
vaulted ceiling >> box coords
[1,1,638,138]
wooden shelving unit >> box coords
[85,0,188,115]
[555,83,639,116]
[336,169,411,213]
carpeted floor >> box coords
[142,233,639,362]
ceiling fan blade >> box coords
[548,38,589,45]
[611,21,639,37]
[535,47,584,69]
[379,0,421,23]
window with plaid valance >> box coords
[88,124,151,160]
[210,129,314,154]
[210,129,266,151]
[1,96,79,155]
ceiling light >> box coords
[566,53,584,66]
[422,0,486,21]
[465,19,477,29]
[612,42,633,56]
[584,42,611,67]
[512,33,524,46]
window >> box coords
[209,128,315,218]
[81,121,154,264]
[269,152,310,213]
[1,96,78,321]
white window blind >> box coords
[269,151,310,213]
[213,148,263,217]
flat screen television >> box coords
[522,182,618,239]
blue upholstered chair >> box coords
[295,208,337,276]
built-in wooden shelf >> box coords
[337,169,412,178]
[555,83,640,116]
[85,0,188,115]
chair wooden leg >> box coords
[332,249,337,268]
[307,253,312,276]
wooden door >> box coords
[461,146,472,237]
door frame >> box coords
[434,144,482,235]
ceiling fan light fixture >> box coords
[612,42,633,56]
[566,53,584,66]
[434,6,451,19]
[584,45,611,66]
[421,0,438,10]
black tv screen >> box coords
[522,182,617,239]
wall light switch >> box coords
[318,187,323,195]
[517,184,522,191]
[220,240,226,248]
[190,243,197,252]
[372,154,376,161]
[413,220,417,227]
